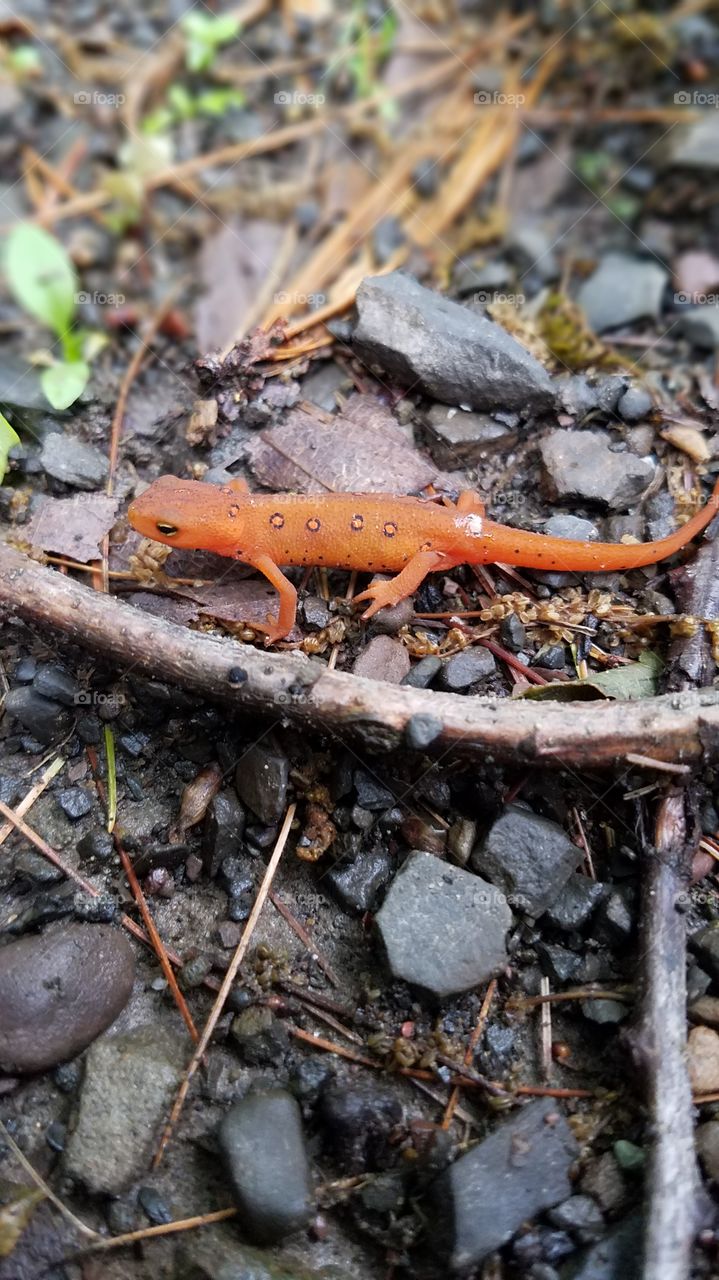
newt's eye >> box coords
[156,521,178,536]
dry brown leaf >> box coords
[26,494,120,563]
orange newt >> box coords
[128,474,719,644]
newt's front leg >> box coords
[355,548,451,620]
[244,554,298,645]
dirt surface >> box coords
[1,3,719,1279]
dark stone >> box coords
[55,786,94,821]
[230,1006,290,1065]
[581,998,628,1025]
[13,850,64,886]
[76,829,114,862]
[537,942,582,984]
[372,216,405,265]
[13,657,37,682]
[543,875,606,931]
[320,1078,402,1173]
[558,1212,641,1279]
[472,806,582,916]
[354,769,394,811]
[429,1099,578,1270]
[302,595,331,630]
[422,402,511,468]
[40,432,109,490]
[290,1056,334,1108]
[218,1089,314,1243]
[202,791,246,879]
[4,687,71,745]
[235,740,288,825]
[0,924,135,1073]
[352,272,555,414]
[500,613,526,652]
[137,1186,172,1225]
[438,648,497,691]
[352,634,411,683]
[32,664,79,706]
[375,850,512,998]
[401,655,443,688]
[325,844,394,914]
[593,888,635,947]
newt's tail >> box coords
[472,476,719,573]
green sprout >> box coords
[142,82,245,134]
[0,411,20,483]
[3,224,101,411]
[181,11,241,73]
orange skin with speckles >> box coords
[128,474,719,645]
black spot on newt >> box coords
[228,504,240,518]
[383,521,398,538]
[306,516,321,533]
[350,514,364,531]
[270,512,285,529]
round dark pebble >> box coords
[77,829,115,862]
[13,657,37,682]
[400,655,443,689]
[290,1057,334,1107]
[53,1060,82,1093]
[319,1079,402,1173]
[73,893,118,924]
[45,1120,66,1153]
[500,613,526,652]
[227,667,248,685]
[33,664,78,706]
[137,1186,172,1225]
[0,923,135,1074]
[228,892,253,923]
[55,786,94,821]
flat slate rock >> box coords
[471,805,582,916]
[540,428,655,512]
[0,924,134,1074]
[39,433,109,490]
[429,1099,578,1271]
[63,1024,185,1194]
[235,739,288,826]
[218,1088,314,1243]
[352,272,555,414]
[375,850,512,998]
[577,253,667,333]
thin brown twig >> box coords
[441,977,497,1128]
[269,890,340,986]
[0,754,65,846]
[0,1119,99,1241]
[153,803,296,1167]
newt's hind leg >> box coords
[355,548,450,621]
[455,490,485,515]
[244,553,297,645]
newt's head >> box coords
[128,475,249,554]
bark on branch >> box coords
[2,542,719,766]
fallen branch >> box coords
[625,792,699,1280]
[2,543,719,766]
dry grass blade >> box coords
[153,802,297,1167]
[0,1120,99,1241]
[0,755,65,846]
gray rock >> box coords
[593,888,634,947]
[499,612,526,652]
[471,806,582,916]
[218,1089,314,1243]
[540,428,655,511]
[558,375,599,420]
[352,272,555,414]
[691,922,719,982]
[558,1212,641,1279]
[0,923,134,1074]
[352,635,411,684]
[39,433,109,490]
[405,714,443,749]
[64,1024,184,1194]
[178,1238,342,1280]
[202,791,246,879]
[549,1195,604,1244]
[580,999,627,1024]
[302,595,332,630]
[375,850,511,998]
[507,221,559,282]
[423,403,511,468]
[617,385,653,422]
[401,655,442,688]
[543,514,599,542]
[677,304,719,349]
[4,686,72,745]
[697,1120,719,1181]
[230,1006,289,1065]
[578,253,667,333]
[537,942,582,984]
[665,113,719,170]
[0,353,54,412]
[430,1099,578,1271]
[593,376,626,414]
[437,647,497,691]
[235,739,288,825]
[325,844,394,913]
[543,874,605,931]
[369,594,415,635]
[55,786,94,821]
[301,361,349,412]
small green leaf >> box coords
[0,410,20,482]
[4,223,77,338]
[181,11,240,72]
[40,361,90,411]
[519,651,663,703]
